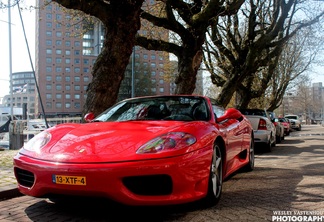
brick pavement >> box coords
[0,150,20,200]
[0,125,323,221]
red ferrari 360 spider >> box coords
[13,95,254,206]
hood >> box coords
[26,121,193,163]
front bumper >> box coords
[13,147,212,206]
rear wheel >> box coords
[204,143,223,206]
[265,140,272,153]
[244,137,255,171]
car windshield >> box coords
[285,116,298,120]
[95,96,210,122]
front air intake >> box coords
[14,167,35,188]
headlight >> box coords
[23,131,51,153]
[136,132,196,154]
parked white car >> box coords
[239,109,276,152]
[284,114,301,131]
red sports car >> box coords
[13,95,254,206]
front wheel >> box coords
[203,143,223,206]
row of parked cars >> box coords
[239,109,301,152]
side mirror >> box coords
[217,108,242,123]
[84,112,95,122]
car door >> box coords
[212,104,243,170]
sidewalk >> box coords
[0,149,22,200]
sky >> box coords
[0,2,323,100]
[0,3,35,99]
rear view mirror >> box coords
[217,108,242,123]
[84,112,95,122]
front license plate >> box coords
[52,175,86,185]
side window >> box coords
[212,105,225,119]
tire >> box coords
[271,133,276,147]
[276,134,282,143]
[265,141,273,153]
[244,136,255,172]
[204,143,223,206]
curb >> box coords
[0,185,23,201]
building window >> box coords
[74,76,80,82]
[83,68,89,73]
[74,59,80,64]
[65,102,71,109]
[46,31,52,37]
[56,58,62,63]
[65,58,71,64]
[56,14,62,20]
[56,94,62,99]
[55,102,62,108]
[46,49,52,54]
[74,41,81,47]
[65,50,71,55]
[56,40,62,46]
[56,84,62,90]
[46,67,52,72]
[74,50,80,55]
[56,67,62,73]
[151,63,156,68]
[143,54,148,59]
[151,71,156,76]
[65,94,71,99]
[74,102,80,109]
[56,49,62,55]
[46,94,52,99]
[83,59,89,64]
[56,31,62,37]
[46,75,52,81]
[84,76,89,82]
[151,54,156,60]
[74,85,80,91]
[55,75,62,81]
[46,40,52,46]
[65,67,71,73]
[159,88,164,93]
[46,13,52,19]
[65,41,71,47]
[46,84,52,90]
[75,94,81,99]
[46,58,52,63]
[65,76,71,82]
[74,67,80,73]
[159,79,164,84]
[46,102,52,108]
[65,85,71,90]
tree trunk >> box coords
[175,49,203,94]
[83,2,144,117]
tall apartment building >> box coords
[35,0,171,117]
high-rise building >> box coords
[35,0,172,117]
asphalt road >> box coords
[0,125,323,222]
